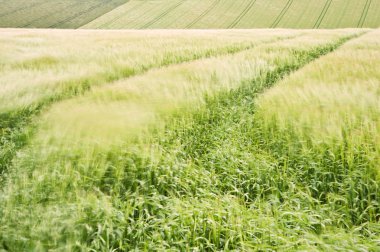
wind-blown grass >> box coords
[0,29,296,174]
[0,30,363,251]
[0,29,283,115]
[254,29,380,228]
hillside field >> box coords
[84,0,380,29]
[1,0,380,29]
[0,0,126,28]
[0,28,379,251]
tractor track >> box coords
[186,0,220,29]
[313,0,332,29]
[271,0,294,28]
[358,0,372,28]
[228,0,257,28]
[140,1,185,29]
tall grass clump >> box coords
[0,30,366,251]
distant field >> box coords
[0,28,379,251]
[0,0,126,28]
[1,0,380,29]
[84,0,380,29]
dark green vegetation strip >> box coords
[0,36,290,179]
[185,0,220,28]
[271,0,294,28]
[228,0,257,28]
[140,1,185,29]
[313,0,333,28]
[358,0,372,28]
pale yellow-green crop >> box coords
[255,29,380,174]
[0,29,295,114]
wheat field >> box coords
[1,28,379,250]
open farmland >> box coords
[1,0,380,29]
[0,28,379,251]
[83,0,380,29]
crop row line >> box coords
[228,0,257,29]
[140,1,185,29]
[185,0,220,29]
[270,0,293,28]
[313,0,332,29]
[358,0,372,28]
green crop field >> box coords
[1,0,380,29]
[0,28,379,251]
